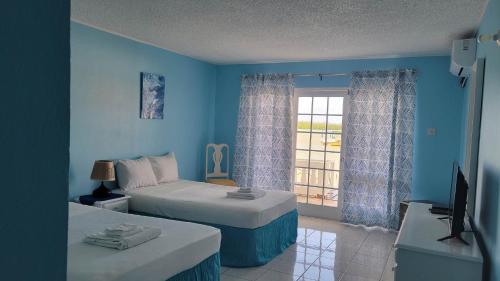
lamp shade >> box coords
[90,160,115,181]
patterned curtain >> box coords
[341,70,416,229]
[233,74,294,191]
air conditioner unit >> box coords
[450,39,476,77]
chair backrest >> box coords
[205,143,229,180]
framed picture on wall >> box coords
[140,72,165,119]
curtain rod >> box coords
[292,69,417,78]
[293,73,349,78]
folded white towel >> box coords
[237,187,253,193]
[227,190,265,200]
[104,223,141,238]
[105,223,137,233]
[106,227,143,238]
[84,226,161,250]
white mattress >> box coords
[121,180,297,229]
[67,203,220,281]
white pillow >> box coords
[147,153,179,183]
[116,157,158,190]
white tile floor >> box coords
[221,216,397,281]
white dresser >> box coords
[394,203,483,281]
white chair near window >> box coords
[205,143,237,187]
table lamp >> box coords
[91,160,115,198]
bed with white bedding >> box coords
[119,180,298,267]
[67,202,221,281]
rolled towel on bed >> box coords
[84,226,161,250]
[227,190,266,200]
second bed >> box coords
[68,202,221,281]
[119,180,298,267]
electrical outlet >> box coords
[427,128,437,136]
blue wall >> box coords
[70,22,216,198]
[0,1,69,279]
[214,57,465,203]
[472,0,500,279]
[71,20,469,207]
[458,85,470,166]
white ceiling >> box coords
[71,0,487,65]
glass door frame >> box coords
[292,87,350,220]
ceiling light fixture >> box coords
[478,29,500,47]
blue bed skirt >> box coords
[213,209,298,267]
[167,252,220,281]
[133,209,298,267]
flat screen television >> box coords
[438,161,469,244]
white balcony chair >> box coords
[205,143,237,187]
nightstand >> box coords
[77,194,131,213]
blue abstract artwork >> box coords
[140,72,165,119]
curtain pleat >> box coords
[341,70,416,229]
[233,74,294,191]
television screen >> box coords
[449,162,469,236]
[438,162,469,244]
[448,162,459,214]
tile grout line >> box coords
[223,218,396,281]
[338,229,372,281]
[294,254,319,281]
[378,239,395,281]
[294,234,322,281]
